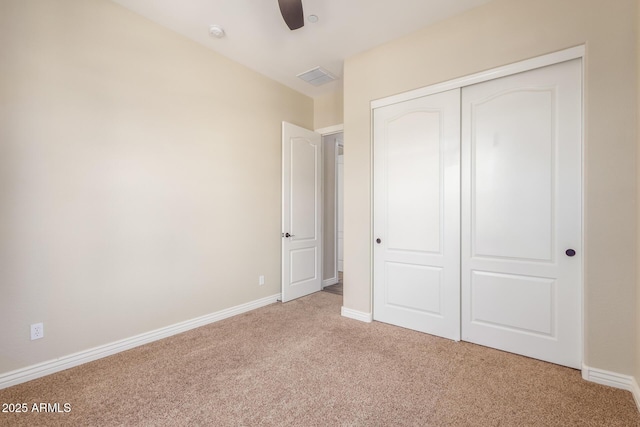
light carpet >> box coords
[0,292,638,426]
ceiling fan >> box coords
[278,0,304,30]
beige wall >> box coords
[636,0,640,385]
[0,0,312,374]
[343,0,638,374]
[314,87,344,130]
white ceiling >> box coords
[111,0,492,98]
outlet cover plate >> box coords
[30,323,44,340]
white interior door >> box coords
[282,122,322,302]
[373,89,461,340]
[461,59,582,368]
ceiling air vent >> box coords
[297,67,337,86]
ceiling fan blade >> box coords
[278,0,304,30]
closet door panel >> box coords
[472,89,553,261]
[373,89,461,340]
[461,59,582,369]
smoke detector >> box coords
[209,25,225,38]
[297,67,337,86]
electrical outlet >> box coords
[30,323,44,340]
[259,275,265,286]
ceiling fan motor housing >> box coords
[278,0,304,30]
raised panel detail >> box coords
[471,89,555,261]
[374,88,461,340]
[386,110,442,254]
[386,262,442,316]
[290,137,317,240]
[290,247,317,285]
[470,271,555,337]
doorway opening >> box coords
[320,127,344,297]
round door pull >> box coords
[565,249,576,257]
[376,238,381,244]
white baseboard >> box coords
[0,293,281,390]
[322,278,339,288]
[632,376,640,412]
[341,306,372,323]
[582,364,635,390]
[582,363,640,411]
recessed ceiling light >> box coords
[308,15,319,23]
[209,25,225,38]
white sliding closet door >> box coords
[460,59,582,368]
[373,89,461,340]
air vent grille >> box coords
[297,67,337,86]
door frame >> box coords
[316,124,344,289]
[370,45,585,365]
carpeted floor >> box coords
[0,292,638,426]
